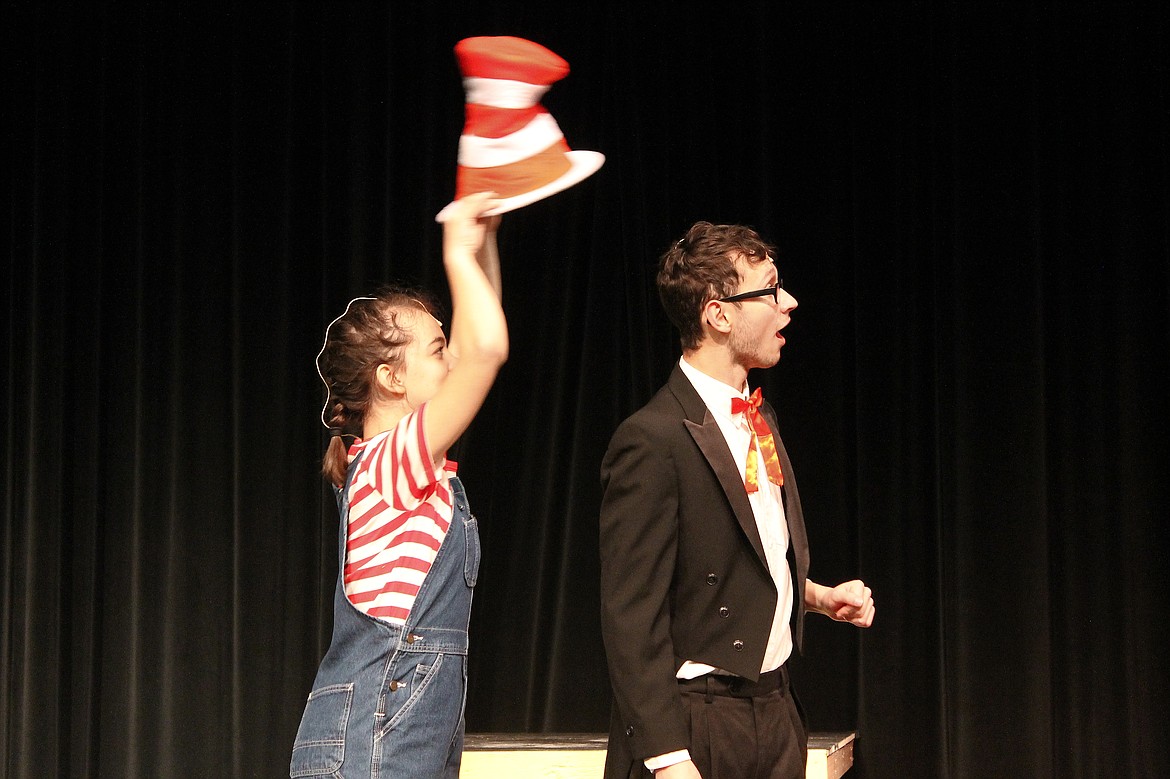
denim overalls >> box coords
[291,453,481,778]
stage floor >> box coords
[462,731,856,778]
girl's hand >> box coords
[442,192,501,259]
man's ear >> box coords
[701,299,733,335]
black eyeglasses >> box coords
[718,279,784,304]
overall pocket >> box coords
[379,653,447,737]
[463,514,481,587]
[376,651,468,761]
[290,683,353,777]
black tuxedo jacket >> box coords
[599,365,810,778]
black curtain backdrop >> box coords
[4,2,1168,777]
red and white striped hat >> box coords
[436,36,605,221]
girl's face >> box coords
[395,309,453,410]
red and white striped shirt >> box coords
[343,405,456,625]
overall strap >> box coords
[333,450,365,574]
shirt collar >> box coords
[678,356,749,427]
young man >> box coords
[599,221,875,779]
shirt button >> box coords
[625,726,635,737]
[733,639,744,651]
[719,606,730,618]
[706,573,719,585]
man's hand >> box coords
[810,579,875,627]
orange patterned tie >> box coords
[730,388,785,493]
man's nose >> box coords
[778,287,798,313]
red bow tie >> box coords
[730,388,785,493]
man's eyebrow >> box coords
[430,335,447,348]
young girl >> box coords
[291,193,507,778]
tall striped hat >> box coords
[436,36,605,221]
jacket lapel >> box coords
[668,367,769,568]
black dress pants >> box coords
[672,666,808,779]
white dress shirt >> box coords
[646,358,794,772]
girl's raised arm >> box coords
[423,192,509,460]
